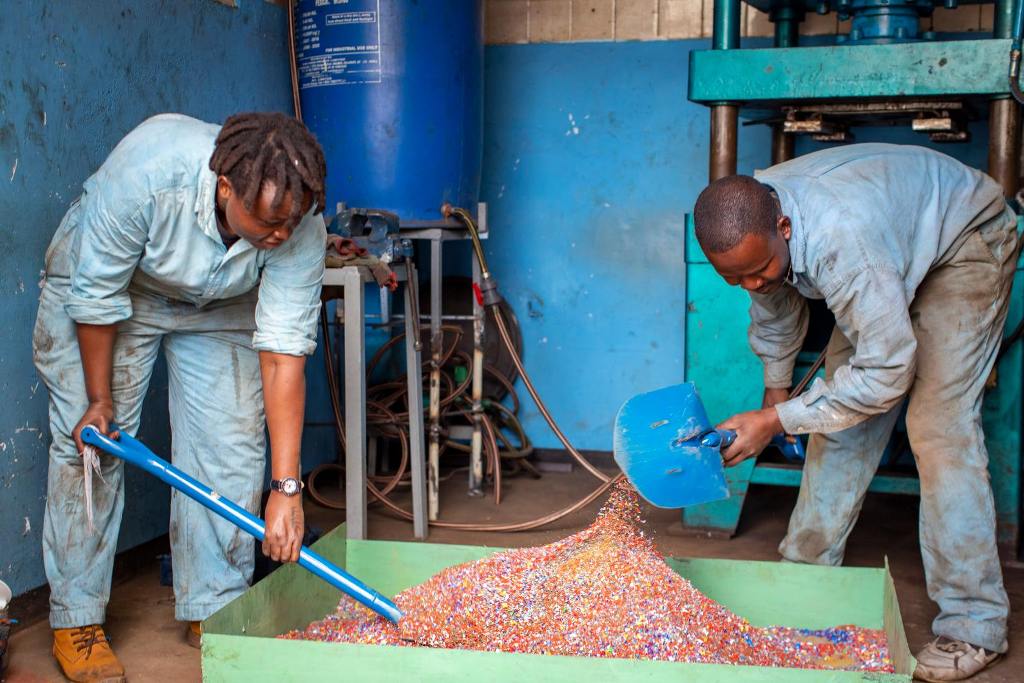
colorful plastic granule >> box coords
[283,482,893,672]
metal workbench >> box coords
[323,262,429,540]
[323,211,488,542]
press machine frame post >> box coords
[681,0,1024,561]
[770,7,801,164]
[709,0,742,180]
[992,0,1021,197]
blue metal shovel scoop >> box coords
[81,426,402,623]
[613,382,734,509]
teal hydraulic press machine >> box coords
[682,0,1024,561]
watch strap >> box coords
[270,477,304,495]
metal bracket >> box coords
[769,100,973,144]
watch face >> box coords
[282,478,300,495]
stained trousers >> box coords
[34,276,265,627]
[779,214,1018,652]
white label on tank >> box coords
[297,0,382,88]
[325,12,375,26]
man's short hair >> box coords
[693,175,777,254]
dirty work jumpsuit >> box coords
[750,143,1016,652]
[32,114,326,627]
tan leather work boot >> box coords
[52,625,126,683]
[185,620,202,649]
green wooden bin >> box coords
[202,524,914,681]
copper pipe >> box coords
[306,400,410,510]
[367,325,464,382]
[989,97,1021,198]
[770,125,794,166]
[482,415,502,505]
[710,105,739,180]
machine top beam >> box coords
[739,0,989,12]
[689,39,1017,103]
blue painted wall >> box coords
[479,39,995,454]
[0,0,299,596]
[480,41,772,451]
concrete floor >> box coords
[6,467,1023,682]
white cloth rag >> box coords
[80,427,107,534]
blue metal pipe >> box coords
[712,0,742,50]
[1012,0,1024,49]
[80,427,403,624]
[771,6,801,48]
[997,0,1016,39]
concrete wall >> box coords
[0,0,294,597]
[483,0,995,43]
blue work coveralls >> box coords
[32,114,326,627]
[751,143,1017,652]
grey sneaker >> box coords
[914,637,1001,681]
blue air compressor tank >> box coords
[294,0,484,223]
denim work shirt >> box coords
[750,143,1008,435]
[55,114,326,356]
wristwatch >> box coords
[270,477,304,497]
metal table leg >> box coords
[403,260,429,539]
[428,240,442,520]
[342,266,367,540]
[468,254,485,496]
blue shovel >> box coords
[613,382,805,508]
[613,382,734,509]
[81,426,402,623]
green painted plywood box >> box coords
[202,524,914,681]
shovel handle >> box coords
[81,426,403,623]
[700,429,737,450]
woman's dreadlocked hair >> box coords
[209,112,327,221]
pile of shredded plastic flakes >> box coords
[283,482,893,672]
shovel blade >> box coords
[613,382,729,509]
